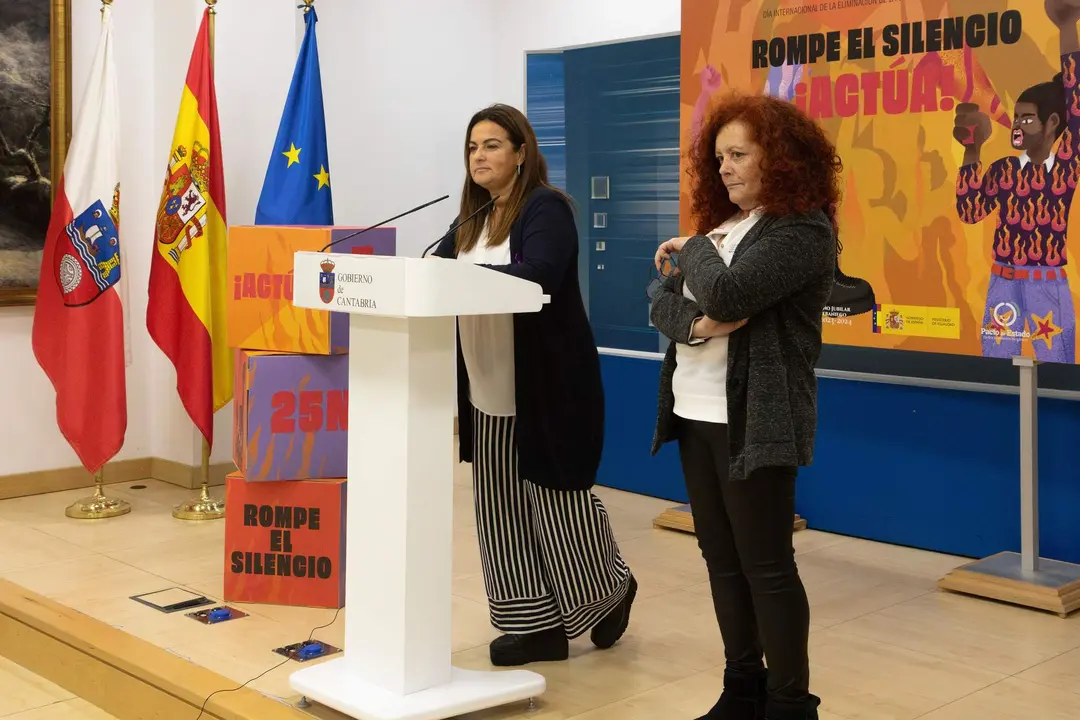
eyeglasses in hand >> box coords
[645,253,678,301]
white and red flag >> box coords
[32,6,128,474]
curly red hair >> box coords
[688,92,844,253]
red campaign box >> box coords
[223,471,346,609]
[233,350,348,481]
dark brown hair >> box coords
[455,104,571,254]
[689,93,844,255]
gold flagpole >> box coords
[66,0,129,522]
[174,0,224,522]
[206,0,216,60]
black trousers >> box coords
[677,418,811,703]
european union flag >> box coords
[254,8,333,225]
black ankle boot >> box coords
[591,574,638,649]
[764,693,821,720]
[489,627,568,666]
[696,669,768,719]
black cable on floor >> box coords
[194,606,342,719]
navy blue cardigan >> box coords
[432,186,605,492]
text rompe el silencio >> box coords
[752,11,1023,120]
[230,504,334,580]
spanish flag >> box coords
[147,8,231,447]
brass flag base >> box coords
[173,482,225,521]
[66,474,131,520]
[174,438,224,521]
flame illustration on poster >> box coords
[233,350,349,481]
[225,225,395,355]
[681,0,1080,363]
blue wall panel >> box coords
[597,354,687,502]
[598,353,1080,564]
[524,52,566,191]
[564,36,681,353]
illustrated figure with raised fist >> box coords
[954,0,1080,363]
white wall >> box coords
[1,0,497,476]
[316,0,495,255]
[492,0,680,107]
[3,0,671,476]
[201,0,299,463]
[0,0,160,475]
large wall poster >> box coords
[682,0,1080,363]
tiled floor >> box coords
[2,467,1080,719]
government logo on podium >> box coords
[318,258,335,304]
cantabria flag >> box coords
[32,5,128,474]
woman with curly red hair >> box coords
[649,93,842,720]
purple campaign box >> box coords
[233,350,349,481]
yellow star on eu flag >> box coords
[282,143,301,167]
[314,165,330,190]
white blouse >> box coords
[672,211,762,424]
[455,224,516,417]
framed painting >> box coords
[0,0,71,308]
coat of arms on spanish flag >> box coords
[147,7,232,447]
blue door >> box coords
[564,36,681,352]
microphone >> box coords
[318,195,450,253]
[421,195,499,258]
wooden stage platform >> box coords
[653,504,808,534]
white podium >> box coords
[287,251,549,719]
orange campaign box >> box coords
[222,471,347,609]
[226,225,396,355]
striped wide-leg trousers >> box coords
[472,408,633,638]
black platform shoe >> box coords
[696,669,768,720]
[489,627,569,667]
[590,574,638,649]
[828,262,876,317]
[764,694,821,720]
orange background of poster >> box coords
[680,0,1078,360]
[222,472,346,609]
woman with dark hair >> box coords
[431,104,636,667]
[650,93,842,720]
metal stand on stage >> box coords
[938,356,1080,617]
